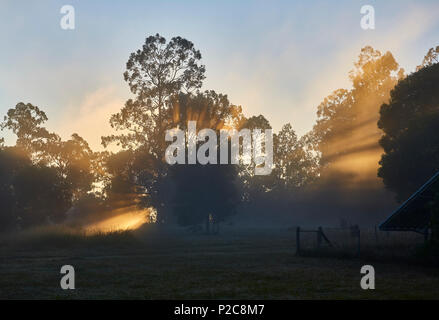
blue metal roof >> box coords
[379,171,439,233]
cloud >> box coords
[58,86,125,151]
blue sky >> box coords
[1,0,438,149]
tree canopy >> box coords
[2,33,437,232]
[378,62,439,202]
[102,34,206,152]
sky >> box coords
[0,0,438,150]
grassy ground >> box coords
[0,225,438,299]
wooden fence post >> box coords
[317,226,323,248]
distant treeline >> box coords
[1,34,438,231]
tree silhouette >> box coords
[0,103,102,230]
[166,91,243,229]
[13,164,71,227]
[416,46,439,71]
[0,147,30,231]
[0,147,71,230]
[378,62,439,202]
[170,161,240,231]
[102,33,206,153]
[101,34,207,223]
[1,102,58,161]
[1,103,99,201]
[44,133,97,201]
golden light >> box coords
[84,209,149,234]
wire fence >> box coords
[294,225,425,257]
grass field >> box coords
[0,224,438,299]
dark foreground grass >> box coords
[0,225,438,299]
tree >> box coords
[0,146,72,230]
[13,164,71,227]
[238,118,319,224]
[1,103,98,202]
[103,149,157,219]
[101,34,207,222]
[416,45,439,71]
[239,115,274,200]
[102,33,206,153]
[166,91,244,229]
[311,46,404,182]
[378,62,439,202]
[170,162,240,231]
[167,90,246,131]
[0,147,30,231]
[104,89,244,227]
[45,133,97,201]
[274,123,318,188]
[0,102,58,161]
[311,88,354,167]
